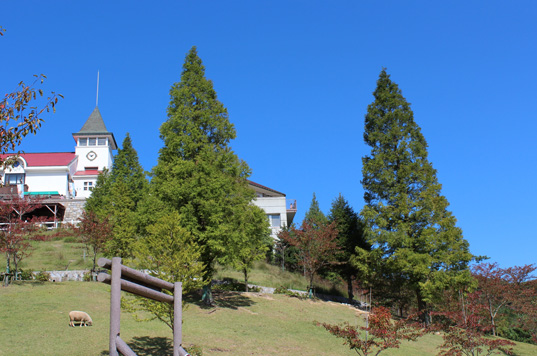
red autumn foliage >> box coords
[278,219,341,292]
[0,195,50,282]
[321,306,423,356]
[433,289,515,356]
[75,211,112,273]
[471,262,536,337]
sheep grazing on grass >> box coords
[69,311,93,327]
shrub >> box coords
[213,279,260,292]
[35,271,50,282]
[63,236,79,243]
[274,286,302,298]
[83,271,93,282]
[18,269,34,281]
[185,344,203,356]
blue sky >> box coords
[2,1,536,268]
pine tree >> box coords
[361,69,474,318]
[109,133,148,207]
[84,168,111,218]
[304,193,328,227]
[150,47,259,300]
[85,133,148,257]
[328,193,369,303]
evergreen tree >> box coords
[105,180,137,257]
[361,69,473,319]
[85,133,148,257]
[304,193,327,227]
[109,133,148,207]
[150,47,260,301]
[84,168,111,218]
[328,193,369,303]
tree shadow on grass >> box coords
[99,336,172,356]
[186,290,256,310]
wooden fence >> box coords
[97,257,190,356]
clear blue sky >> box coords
[2,1,536,268]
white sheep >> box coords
[68,311,93,327]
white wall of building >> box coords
[72,177,97,199]
[26,170,70,196]
[252,196,288,239]
[75,137,113,171]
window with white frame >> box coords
[79,138,88,146]
[267,214,281,228]
[83,181,94,191]
[98,137,107,145]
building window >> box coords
[88,138,97,146]
[5,173,25,186]
[98,137,107,145]
[83,181,94,191]
[268,214,281,228]
[79,138,88,146]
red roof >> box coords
[74,170,100,176]
[0,152,76,167]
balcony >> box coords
[286,199,297,225]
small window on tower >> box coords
[79,138,87,146]
[88,138,97,146]
[98,137,106,145]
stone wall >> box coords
[62,199,86,223]
[38,270,89,282]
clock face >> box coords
[87,151,97,161]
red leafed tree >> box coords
[434,290,515,356]
[279,220,341,293]
[322,306,423,356]
[0,195,49,283]
[472,262,536,337]
[75,211,112,273]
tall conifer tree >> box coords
[109,133,148,207]
[85,133,148,257]
[304,193,327,227]
[361,69,473,317]
[151,47,259,298]
[328,193,368,303]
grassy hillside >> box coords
[1,236,346,295]
[2,281,537,356]
[0,234,94,272]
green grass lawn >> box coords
[0,234,95,272]
[2,237,345,295]
[2,281,537,356]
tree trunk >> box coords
[202,284,214,305]
[243,268,249,292]
[347,274,354,304]
[489,299,496,336]
[416,291,430,326]
[281,246,286,272]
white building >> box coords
[0,107,296,229]
[249,180,296,239]
[0,107,117,200]
[71,107,117,198]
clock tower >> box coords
[72,106,117,198]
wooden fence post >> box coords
[109,257,122,356]
[98,257,190,356]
